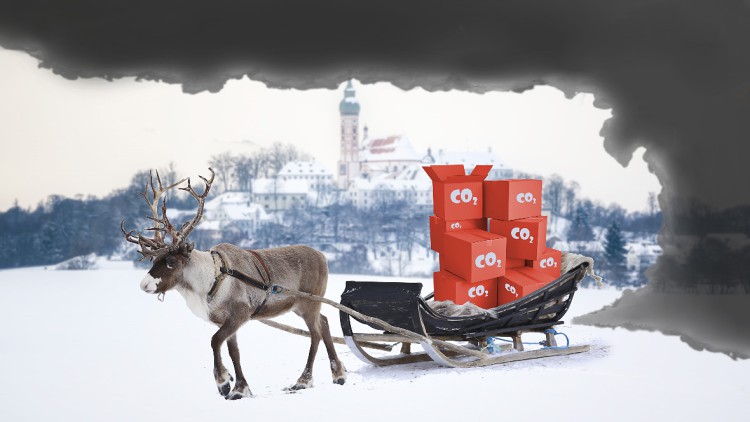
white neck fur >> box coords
[175,250,216,322]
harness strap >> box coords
[248,250,272,285]
[208,249,274,318]
[208,250,229,302]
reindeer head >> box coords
[121,168,215,296]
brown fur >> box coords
[145,242,346,399]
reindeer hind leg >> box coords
[287,305,323,391]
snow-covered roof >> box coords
[168,191,270,223]
[252,178,310,195]
[204,192,252,209]
[393,164,432,182]
[221,203,269,221]
[427,149,509,170]
[360,134,422,163]
[161,191,249,218]
[278,161,333,177]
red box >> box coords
[483,179,543,221]
[442,229,506,282]
[424,164,493,220]
[507,258,526,268]
[434,271,498,308]
[515,267,557,284]
[429,215,486,253]
[526,247,562,278]
[488,216,547,260]
[498,269,549,305]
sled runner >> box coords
[226,261,591,369]
[337,264,591,368]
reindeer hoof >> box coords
[217,381,231,397]
[226,385,253,400]
[333,376,346,385]
[284,380,312,392]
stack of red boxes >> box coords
[425,165,563,309]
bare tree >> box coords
[208,152,235,193]
[263,141,312,177]
[563,180,579,217]
[225,150,270,194]
[543,174,565,216]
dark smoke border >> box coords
[1,0,749,358]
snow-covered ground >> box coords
[1,260,747,421]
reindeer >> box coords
[121,168,346,399]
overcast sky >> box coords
[0,47,660,213]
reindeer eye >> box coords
[166,256,178,270]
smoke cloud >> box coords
[1,0,749,357]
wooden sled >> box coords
[338,264,591,368]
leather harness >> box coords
[209,249,275,318]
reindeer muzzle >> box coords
[140,274,160,294]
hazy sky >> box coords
[0,47,660,212]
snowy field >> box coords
[1,260,747,422]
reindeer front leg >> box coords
[225,334,252,400]
[211,320,243,398]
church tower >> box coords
[337,80,360,189]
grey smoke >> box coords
[1,0,748,357]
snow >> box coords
[1,261,747,421]
[170,191,270,226]
[430,149,512,180]
[252,178,310,195]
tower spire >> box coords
[337,80,361,189]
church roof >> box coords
[360,134,422,163]
[339,80,360,115]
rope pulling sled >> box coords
[225,252,596,368]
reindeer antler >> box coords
[174,168,215,245]
[121,169,204,260]
[142,170,188,243]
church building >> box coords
[335,80,513,202]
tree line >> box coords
[1,148,664,280]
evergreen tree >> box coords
[567,204,594,241]
[604,221,628,285]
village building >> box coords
[359,133,423,179]
[278,160,335,191]
[335,80,514,208]
[172,191,270,242]
[252,178,311,212]
[347,177,432,209]
[626,242,664,271]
